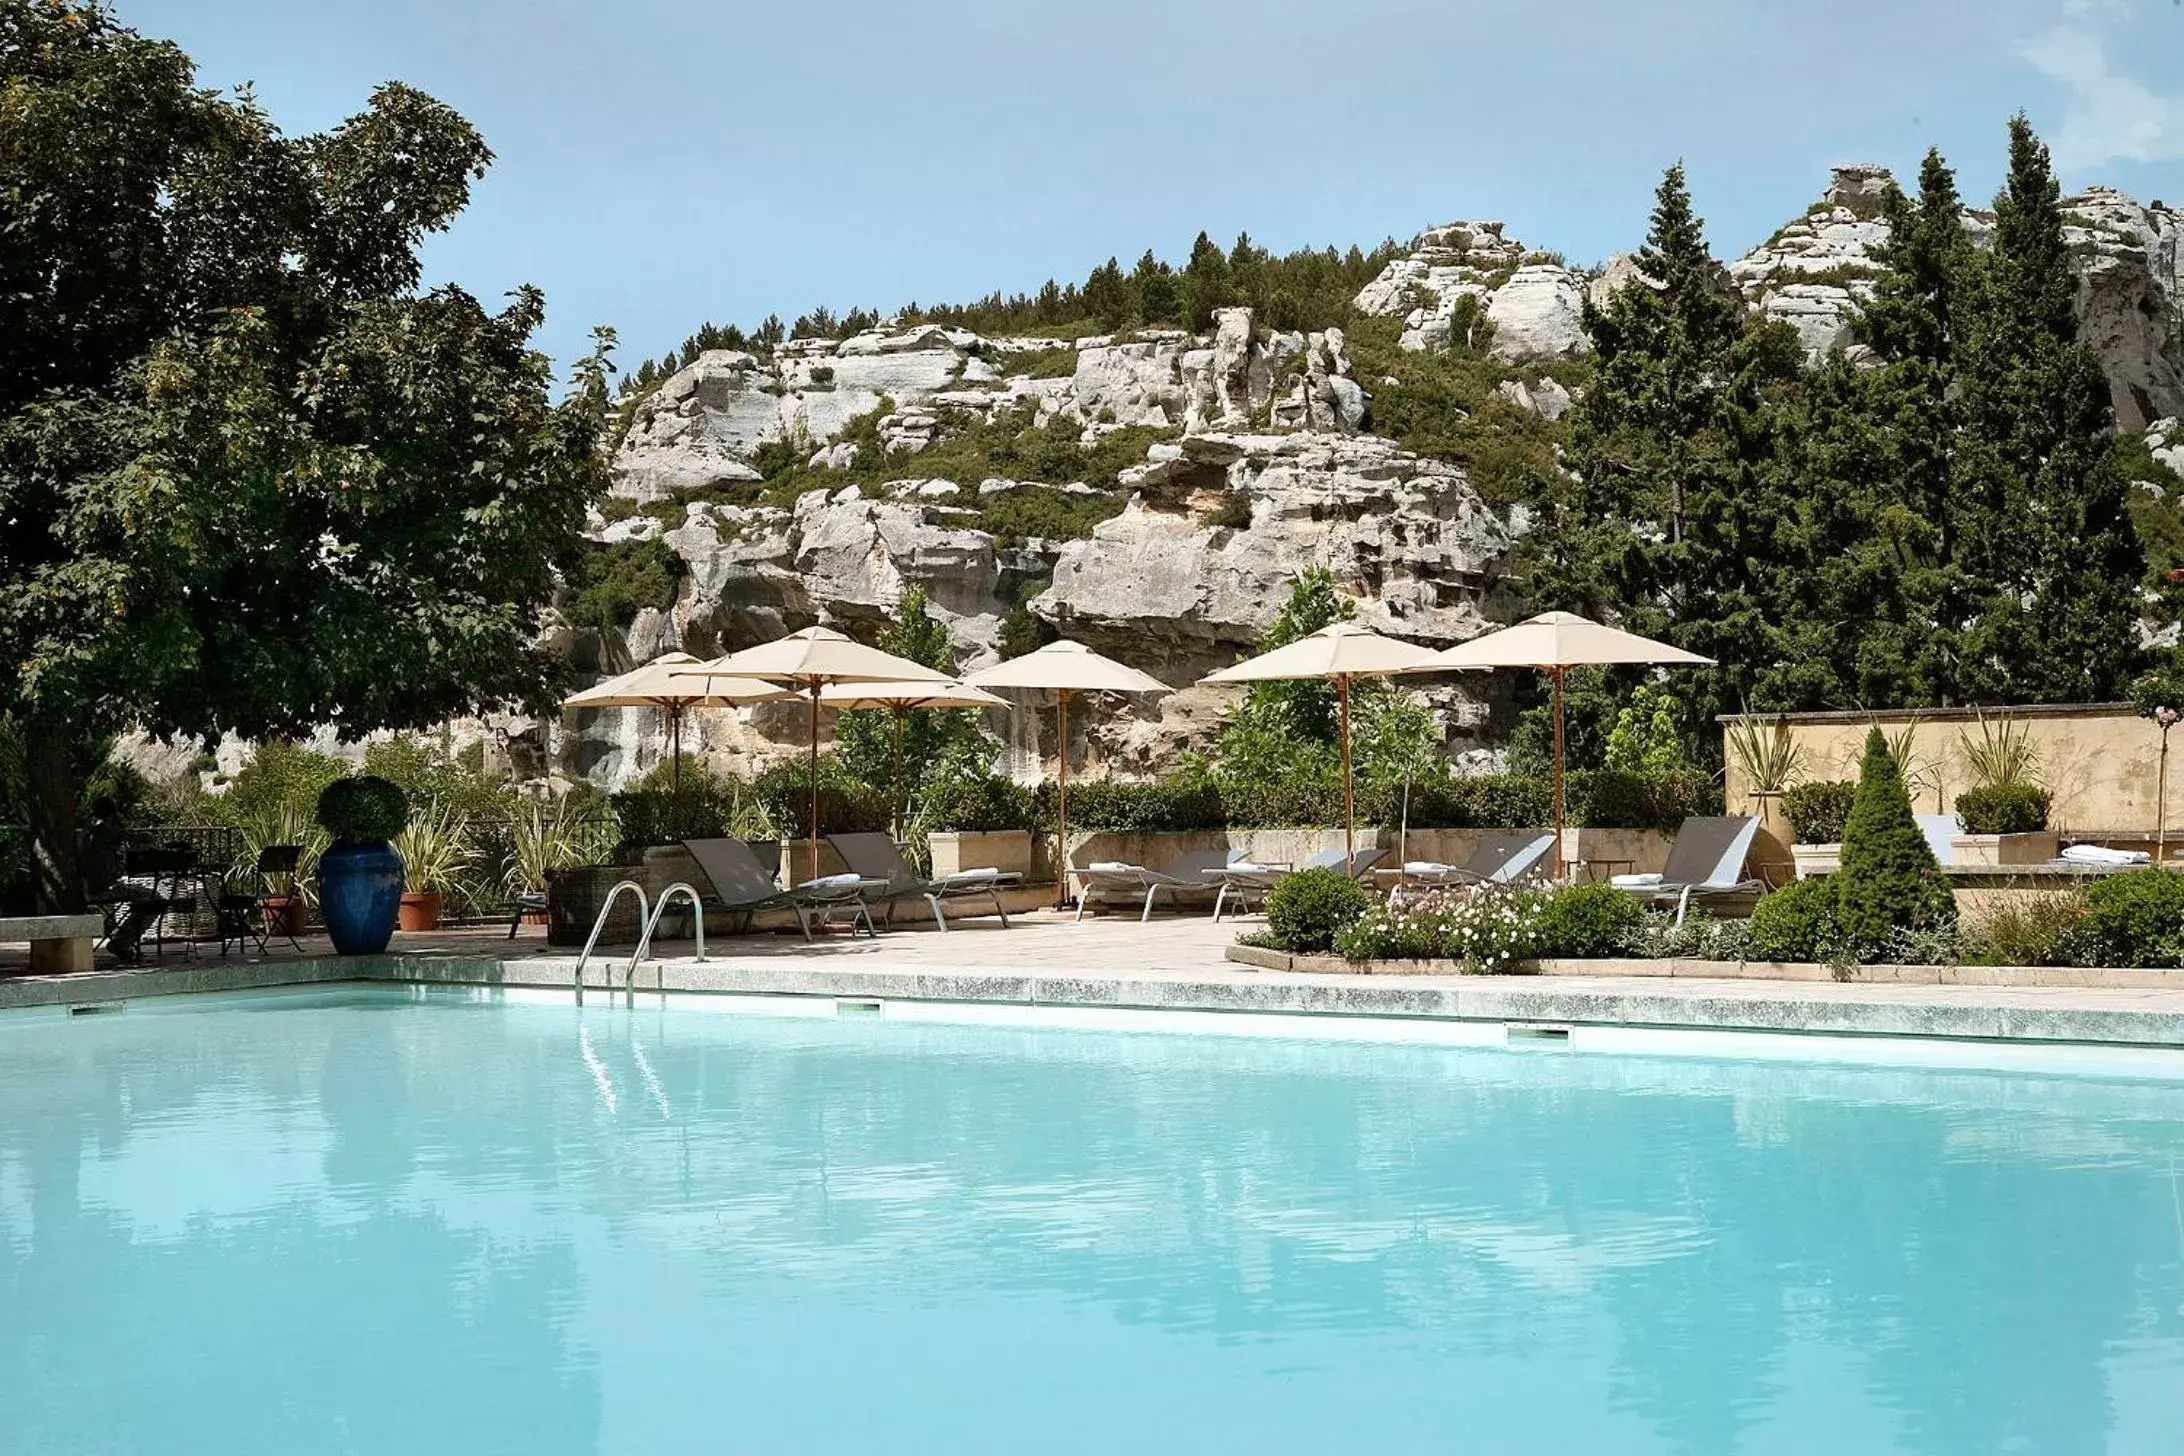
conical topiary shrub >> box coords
[1835,726,1955,952]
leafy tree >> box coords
[1835,727,1954,950]
[1602,684,1691,774]
[0,2,611,912]
[832,586,993,825]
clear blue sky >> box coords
[125,0,2184,378]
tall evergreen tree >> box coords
[1525,163,1800,725]
[1179,231,1231,331]
[1951,116,2143,701]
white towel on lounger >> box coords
[1611,872,1664,888]
[939,867,1002,882]
[1087,861,1138,873]
[2060,844,2150,866]
[797,872,864,890]
[1404,861,1456,874]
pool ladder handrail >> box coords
[573,880,649,1004]
[630,882,706,997]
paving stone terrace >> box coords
[8,913,2184,1051]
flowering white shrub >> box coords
[1334,887,1548,972]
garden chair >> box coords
[1074,849,1247,923]
[827,833,1020,932]
[1381,832,1555,907]
[217,844,303,956]
[1209,847,1387,921]
[681,838,885,941]
[1609,815,1764,926]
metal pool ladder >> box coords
[572,880,706,1005]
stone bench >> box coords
[2,914,107,973]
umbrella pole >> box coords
[1057,690,1071,911]
[1339,676,1354,861]
[892,707,906,843]
[1552,665,1567,882]
[669,702,684,841]
[808,681,821,885]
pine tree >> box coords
[1082,256,1135,331]
[1835,727,1954,949]
[1179,231,1231,331]
[1131,249,1179,325]
[1951,116,2144,702]
[1526,163,1798,725]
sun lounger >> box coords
[1209,847,1388,921]
[1075,849,1247,922]
[1379,832,1556,906]
[681,838,886,940]
[1611,815,1764,926]
[828,832,1021,931]
[1915,814,1958,866]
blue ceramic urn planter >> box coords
[317,840,403,955]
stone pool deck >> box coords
[7,911,2184,1050]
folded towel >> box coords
[1087,861,1139,874]
[1404,861,1456,874]
[797,872,864,889]
[1611,872,1665,888]
[1225,861,1278,874]
[939,867,1002,882]
[2060,844,2151,866]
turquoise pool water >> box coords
[4,989,2183,1455]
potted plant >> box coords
[1949,712,2057,865]
[1784,780,1856,878]
[391,799,472,933]
[315,774,410,955]
[1724,713,1805,886]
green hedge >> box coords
[1784,781,1856,844]
[918,771,1721,834]
[1955,782,2050,835]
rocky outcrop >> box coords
[1038,431,1509,683]
[1728,165,1894,357]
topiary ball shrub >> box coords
[2065,868,2184,968]
[316,774,410,845]
[1784,781,1857,844]
[1265,867,1373,954]
[1533,883,1645,958]
[1954,782,2051,835]
[1748,877,1844,963]
[1836,728,1955,955]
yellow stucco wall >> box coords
[1721,704,2181,838]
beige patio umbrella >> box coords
[560,652,789,814]
[1408,611,1713,880]
[1199,621,1445,859]
[966,641,1170,908]
[817,679,1010,837]
[674,628,951,882]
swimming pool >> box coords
[4,986,2182,1455]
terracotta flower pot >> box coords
[396,889,441,933]
[262,895,307,938]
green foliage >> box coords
[1264,867,1373,953]
[214,741,351,830]
[996,584,1058,661]
[832,586,993,825]
[564,539,686,633]
[1967,891,2084,967]
[976,485,1129,549]
[1044,778,1227,833]
[316,775,410,844]
[1603,685,1690,775]
[1333,886,1547,969]
[1784,780,1857,844]
[1954,782,2050,835]
[507,793,618,894]
[752,759,893,840]
[1747,878,1845,963]
[1835,728,1955,952]
[2066,869,2184,968]
[1956,711,2042,792]
[1341,316,1573,505]
[2129,656,2184,722]
[392,798,473,894]
[910,771,1035,835]
[1532,883,1645,958]
[1,9,613,911]
[607,755,773,851]
[362,735,518,821]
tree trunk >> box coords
[24,717,89,916]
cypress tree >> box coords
[1952,115,2144,702]
[1836,727,1954,949]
